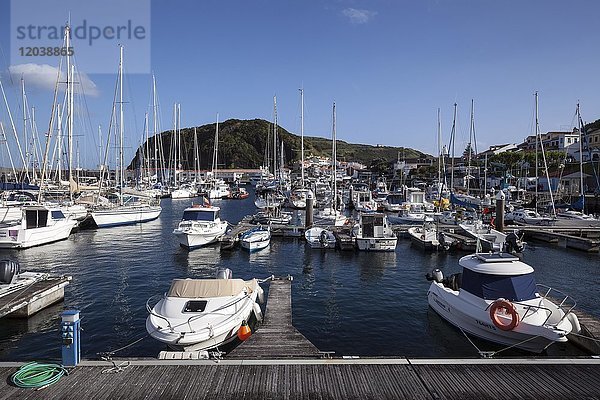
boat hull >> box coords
[427,282,568,353]
[91,206,162,228]
[0,220,76,249]
[355,237,397,251]
[174,223,227,249]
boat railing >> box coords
[535,284,577,323]
[511,300,555,326]
[146,293,175,332]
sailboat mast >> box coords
[177,103,181,185]
[152,75,158,177]
[118,45,124,203]
[450,103,457,194]
[57,104,62,184]
[534,92,539,207]
[467,99,474,195]
[332,101,337,209]
[21,77,29,177]
[300,88,305,187]
[535,92,557,218]
[577,103,584,210]
[212,113,219,179]
[437,108,442,192]
[273,96,278,179]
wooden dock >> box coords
[0,275,71,319]
[228,278,320,359]
[519,228,600,252]
[1,358,599,399]
[569,308,600,355]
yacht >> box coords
[505,209,555,226]
[0,205,77,249]
[426,252,577,353]
[173,205,228,249]
[90,194,162,228]
[353,212,397,251]
[146,269,268,352]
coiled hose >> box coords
[11,362,69,389]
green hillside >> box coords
[130,118,429,170]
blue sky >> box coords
[1,0,599,169]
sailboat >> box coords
[91,46,162,228]
[289,88,311,209]
[207,114,231,200]
[170,105,197,199]
[315,102,347,226]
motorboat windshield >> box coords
[182,209,218,222]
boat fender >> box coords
[257,286,265,304]
[489,299,519,331]
[237,320,252,341]
[253,302,263,322]
[566,312,581,334]
[432,269,443,283]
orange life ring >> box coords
[489,299,519,331]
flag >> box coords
[202,196,211,207]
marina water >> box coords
[1,193,597,360]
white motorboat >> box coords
[554,209,600,227]
[353,212,397,251]
[407,225,441,250]
[173,205,228,249]
[314,207,347,226]
[459,221,508,252]
[426,252,578,353]
[146,269,268,352]
[171,184,198,199]
[240,226,271,252]
[289,188,310,209]
[305,227,336,249]
[0,205,77,249]
[505,209,555,226]
[397,203,434,224]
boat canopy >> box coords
[459,253,534,275]
[182,209,218,222]
[461,269,537,301]
[167,278,255,298]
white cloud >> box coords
[5,63,99,97]
[342,8,377,24]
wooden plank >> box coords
[228,279,320,359]
[0,276,70,318]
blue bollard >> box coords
[60,310,81,367]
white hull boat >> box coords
[426,252,577,353]
[173,205,228,249]
[407,226,440,250]
[459,221,507,252]
[146,270,268,352]
[240,226,271,252]
[0,205,77,249]
[353,212,397,252]
[91,205,162,228]
[305,227,336,249]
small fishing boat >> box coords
[407,224,441,250]
[305,227,336,249]
[173,204,228,249]
[459,221,508,252]
[240,225,271,252]
[146,269,269,352]
[0,260,47,299]
[353,212,397,251]
[0,205,77,249]
[426,252,578,353]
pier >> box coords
[0,275,71,319]
[228,278,320,359]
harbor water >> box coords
[0,194,598,360]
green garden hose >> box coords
[10,362,69,389]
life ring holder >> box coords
[489,299,519,331]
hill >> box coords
[130,118,429,170]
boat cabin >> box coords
[360,213,388,238]
[459,253,537,302]
[24,207,66,229]
[181,207,220,222]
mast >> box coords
[467,99,475,195]
[449,103,457,194]
[300,88,305,187]
[118,44,124,205]
[177,103,181,186]
[535,92,556,218]
[144,112,149,185]
[273,96,278,179]
[152,75,159,178]
[194,127,200,182]
[535,92,539,205]
[437,108,441,194]
[57,104,63,184]
[577,102,584,211]
[332,101,337,210]
[212,113,219,182]
[21,77,29,178]
[172,103,177,187]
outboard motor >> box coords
[0,260,20,284]
[505,230,525,254]
[215,268,232,280]
[425,269,444,283]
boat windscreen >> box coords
[182,210,216,221]
[461,269,537,301]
